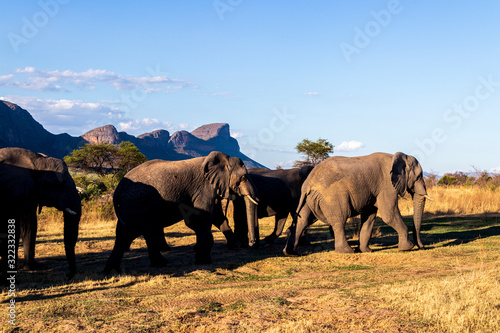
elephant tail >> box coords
[294,190,309,219]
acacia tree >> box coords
[64,141,146,177]
[293,138,334,167]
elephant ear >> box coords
[390,152,408,197]
[35,156,65,185]
[202,151,230,198]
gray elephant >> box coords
[104,151,259,274]
[232,166,315,246]
[284,152,431,255]
[0,148,81,280]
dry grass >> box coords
[399,186,500,216]
[1,187,500,332]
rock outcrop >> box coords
[0,100,266,168]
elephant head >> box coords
[30,151,81,277]
[390,152,431,249]
[202,151,259,245]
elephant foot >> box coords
[298,237,312,247]
[282,247,299,257]
[249,241,260,250]
[335,243,355,253]
[359,246,373,253]
[66,269,76,281]
[398,240,414,251]
[103,261,122,275]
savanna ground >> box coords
[2,186,500,332]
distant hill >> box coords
[0,100,266,169]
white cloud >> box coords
[118,118,173,133]
[1,95,191,137]
[1,95,124,135]
[336,140,365,152]
[490,167,500,174]
[0,67,193,93]
[230,132,245,139]
[304,92,320,96]
[275,160,295,169]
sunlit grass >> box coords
[2,187,500,332]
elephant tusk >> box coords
[65,208,77,215]
[246,195,259,205]
[424,195,434,201]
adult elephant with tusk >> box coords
[0,148,82,281]
[284,152,431,256]
[104,151,259,274]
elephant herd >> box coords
[0,147,431,282]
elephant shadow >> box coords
[9,213,500,302]
[362,213,500,250]
[7,232,281,302]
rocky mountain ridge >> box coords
[0,100,266,168]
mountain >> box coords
[0,100,266,169]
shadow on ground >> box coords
[6,214,500,301]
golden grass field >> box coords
[1,186,500,332]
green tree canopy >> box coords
[294,138,334,167]
[64,141,146,177]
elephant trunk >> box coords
[244,196,259,248]
[412,193,426,250]
[238,177,259,248]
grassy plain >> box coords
[1,186,500,332]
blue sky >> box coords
[1,1,499,173]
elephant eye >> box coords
[241,175,247,182]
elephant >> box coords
[103,151,259,274]
[231,166,315,246]
[284,152,432,255]
[0,147,81,280]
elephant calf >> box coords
[284,152,431,255]
[104,151,259,274]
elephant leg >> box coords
[379,207,413,251]
[264,214,288,245]
[358,208,378,253]
[232,198,249,247]
[159,235,171,252]
[212,201,237,249]
[187,216,214,265]
[283,205,314,256]
[22,212,40,270]
[144,230,168,267]
[331,220,354,253]
[103,222,136,275]
[1,217,21,284]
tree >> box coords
[116,141,147,178]
[64,142,146,177]
[294,138,334,167]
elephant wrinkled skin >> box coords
[284,152,430,255]
[0,148,81,281]
[104,151,259,274]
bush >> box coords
[72,172,119,201]
[438,175,458,186]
